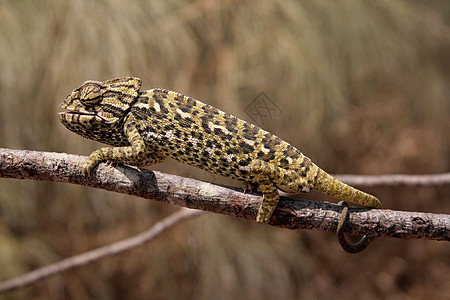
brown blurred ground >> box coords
[0,0,449,299]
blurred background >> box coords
[0,0,449,299]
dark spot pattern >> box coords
[59,78,381,226]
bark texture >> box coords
[0,148,448,241]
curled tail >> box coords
[313,168,382,209]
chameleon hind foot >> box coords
[255,180,280,223]
[336,201,374,254]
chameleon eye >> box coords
[79,84,103,105]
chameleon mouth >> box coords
[58,102,95,116]
[58,110,108,122]
[58,110,94,116]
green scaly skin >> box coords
[59,77,382,226]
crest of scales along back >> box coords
[59,77,382,253]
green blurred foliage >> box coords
[0,0,449,299]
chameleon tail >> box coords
[313,168,381,254]
[313,168,382,209]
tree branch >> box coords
[0,148,449,241]
[334,173,450,187]
[0,208,204,293]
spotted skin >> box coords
[59,77,382,224]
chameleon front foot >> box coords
[336,201,374,253]
[82,158,100,176]
[82,150,106,176]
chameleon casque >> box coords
[59,77,382,252]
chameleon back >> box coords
[129,88,311,183]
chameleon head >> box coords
[58,77,142,138]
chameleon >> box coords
[59,77,382,252]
